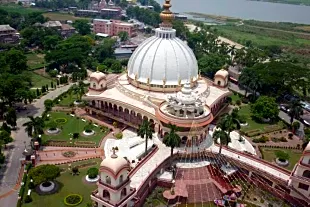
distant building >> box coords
[114,48,133,59]
[174,13,188,21]
[93,19,136,37]
[138,5,154,10]
[75,10,100,17]
[0,25,19,44]
[100,8,121,18]
[40,21,76,38]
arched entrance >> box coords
[102,190,110,200]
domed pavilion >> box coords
[84,0,231,145]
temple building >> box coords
[84,0,231,145]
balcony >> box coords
[98,178,130,191]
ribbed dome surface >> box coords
[127,29,198,86]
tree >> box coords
[163,124,181,157]
[4,49,27,74]
[118,31,128,42]
[275,150,290,162]
[72,167,79,175]
[251,96,279,121]
[198,53,229,79]
[212,128,230,154]
[137,119,153,156]
[0,130,13,144]
[73,19,91,35]
[51,81,54,89]
[77,81,85,101]
[36,88,40,97]
[110,61,122,73]
[28,164,60,186]
[292,121,300,133]
[22,116,45,139]
[43,35,61,51]
[44,99,54,111]
[288,100,303,127]
[5,107,17,128]
[87,167,99,179]
[94,38,116,63]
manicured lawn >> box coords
[238,105,284,136]
[43,12,90,21]
[56,86,88,106]
[23,159,101,207]
[26,53,45,70]
[42,112,109,146]
[229,93,242,104]
[260,147,302,170]
[26,71,54,88]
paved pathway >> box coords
[0,84,73,207]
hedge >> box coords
[64,194,83,206]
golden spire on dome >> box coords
[160,0,174,27]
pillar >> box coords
[34,141,39,151]
[31,155,36,166]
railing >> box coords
[98,178,130,191]
[91,187,136,206]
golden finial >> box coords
[163,78,166,85]
[160,0,174,27]
[135,73,138,81]
[96,66,99,72]
[147,78,150,85]
[178,78,181,86]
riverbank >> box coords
[249,0,310,6]
[186,12,240,23]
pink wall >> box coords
[93,19,135,37]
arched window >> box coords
[303,170,310,179]
[217,80,221,86]
[119,175,123,183]
[101,84,103,88]
[92,83,96,88]
[102,190,110,200]
[106,176,111,185]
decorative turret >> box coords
[160,0,174,28]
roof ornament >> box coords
[111,147,118,158]
[160,0,174,28]
[96,66,99,72]
[178,78,181,86]
[163,78,166,85]
[147,77,150,85]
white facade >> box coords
[89,71,107,95]
[214,69,229,87]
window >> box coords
[303,170,310,179]
[93,83,96,88]
[106,176,111,185]
[298,183,309,191]
[119,175,123,183]
[217,81,221,86]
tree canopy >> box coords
[251,96,279,121]
[29,164,61,186]
[73,19,91,35]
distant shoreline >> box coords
[248,0,310,6]
[185,12,240,23]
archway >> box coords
[303,170,310,179]
[92,100,96,107]
[124,108,130,121]
[182,136,188,145]
[102,189,110,200]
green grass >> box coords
[43,12,90,21]
[216,25,310,48]
[56,86,88,107]
[26,53,45,70]
[42,112,109,146]
[260,147,302,170]
[24,71,53,88]
[229,93,242,104]
[23,159,100,207]
[0,4,45,15]
[238,105,283,135]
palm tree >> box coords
[163,124,181,157]
[212,128,230,154]
[137,119,153,156]
[248,74,262,100]
[239,68,253,97]
[218,113,241,140]
[22,116,45,140]
[77,81,85,101]
[288,100,303,127]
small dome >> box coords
[215,69,229,79]
[90,71,106,81]
[100,154,129,175]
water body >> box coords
[155,0,310,24]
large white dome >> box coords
[127,28,198,87]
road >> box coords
[0,84,73,207]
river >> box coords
[155,0,310,24]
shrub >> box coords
[24,195,32,203]
[236,100,241,106]
[275,150,290,162]
[64,194,83,206]
[54,118,67,124]
[87,168,99,179]
[292,121,300,132]
[0,153,5,164]
[28,181,35,189]
[84,124,93,133]
[72,167,79,175]
[115,132,123,139]
[241,97,249,104]
[238,115,247,124]
[288,133,293,139]
[279,137,287,142]
[73,133,79,139]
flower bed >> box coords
[54,118,67,124]
[39,181,55,193]
[64,194,83,206]
[82,130,95,136]
[74,141,96,146]
[85,175,99,183]
[62,151,76,158]
[47,128,60,134]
